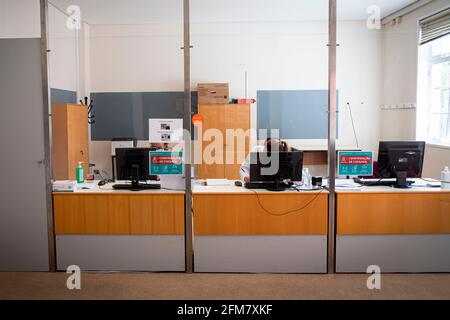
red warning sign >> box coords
[192,114,203,127]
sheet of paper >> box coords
[206,179,231,186]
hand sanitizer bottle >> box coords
[76,161,85,184]
[442,166,450,190]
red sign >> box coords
[340,155,371,165]
[151,155,181,165]
[192,114,203,127]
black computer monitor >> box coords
[249,151,303,191]
[377,141,425,188]
[114,148,160,191]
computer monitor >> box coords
[249,151,303,191]
[114,148,160,191]
[377,141,425,188]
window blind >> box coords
[419,7,450,45]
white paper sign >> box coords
[149,119,183,143]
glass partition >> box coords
[49,0,186,189]
[190,0,330,181]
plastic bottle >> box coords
[441,166,450,190]
[76,161,85,183]
[302,168,312,189]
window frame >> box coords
[417,33,450,148]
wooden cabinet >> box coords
[52,104,89,180]
[197,103,250,180]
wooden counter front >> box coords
[337,191,450,235]
[193,191,328,235]
[53,192,185,235]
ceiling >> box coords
[50,0,418,25]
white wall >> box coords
[0,0,40,39]
[48,3,78,92]
[381,0,450,179]
[88,21,383,176]
[79,22,91,99]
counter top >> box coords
[335,178,449,194]
[52,180,185,195]
[193,184,327,194]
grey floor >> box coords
[1,272,450,300]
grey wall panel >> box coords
[257,90,338,139]
[336,235,450,273]
[56,235,185,271]
[50,88,77,105]
[194,235,327,273]
[90,92,198,141]
[0,39,49,271]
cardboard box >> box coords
[198,83,229,104]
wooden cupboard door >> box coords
[67,104,89,180]
[51,104,69,180]
[224,104,250,180]
[197,104,226,179]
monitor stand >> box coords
[113,165,161,191]
[266,180,289,192]
[394,171,410,189]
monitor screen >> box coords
[115,148,157,181]
[377,141,425,179]
[250,151,303,182]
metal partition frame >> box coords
[40,0,56,272]
[183,0,194,273]
[327,0,337,274]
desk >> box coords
[192,185,329,273]
[335,181,450,272]
[53,182,185,271]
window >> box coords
[417,9,450,147]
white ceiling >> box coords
[50,0,418,25]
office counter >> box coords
[53,182,185,271]
[335,182,450,273]
[192,185,329,273]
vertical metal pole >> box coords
[40,0,56,272]
[327,0,337,274]
[183,0,194,273]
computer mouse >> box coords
[234,181,243,187]
[98,180,107,186]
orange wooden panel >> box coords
[67,104,89,180]
[198,104,226,179]
[193,193,328,235]
[337,192,450,235]
[54,194,184,235]
[224,104,250,180]
[51,104,69,180]
[197,104,250,180]
[54,194,86,234]
[129,195,185,235]
[303,151,327,165]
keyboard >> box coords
[244,181,292,190]
[113,183,161,191]
[354,178,415,187]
